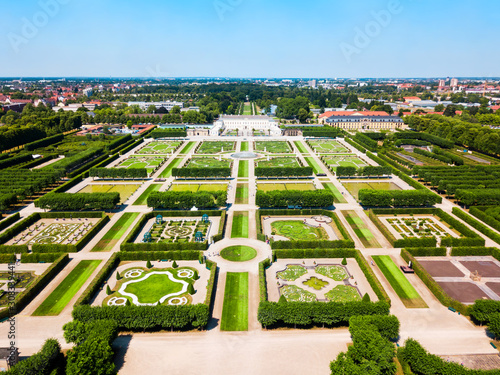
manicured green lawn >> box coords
[133,184,162,205]
[277,265,307,281]
[159,158,182,178]
[372,255,428,308]
[308,140,349,153]
[231,212,249,238]
[221,272,248,331]
[271,220,329,241]
[179,142,196,154]
[240,142,249,152]
[294,141,308,153]
[325,285,361,302]
[257,182,316,192]
[257,157,300,168]
[196,141,235,154]
[235,184,249,204]
[343,182,402,200]
[220,246,257,262]
[123,273,184,304]
[135,141,182,155]
[92,213,139,252]
[33,260,101,316]
[187,157,231,168]
[303,277,329,290]
[238,160,249,178]
[343,210,381,248]
[322,155,367,171]
[304,157,324,175]
[242,103,252,115]
[322,182,347,203]
[78,184,140,204]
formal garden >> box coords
[196,141,236,154]
[78,184,140,204]
[378,215,459,240]
[134,141,183,155]
[307,140,349,154]
[116,156,166,175]
[185,157,232,168]
[6,218,100,248]
[276,264,361,302]
[256,157,301,168]
[270,220,330,241]
[321,155,368,172]
[254,141,292,154]
[140,215,213,244]
[0,271,36,307]
[103,265,200,306]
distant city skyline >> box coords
[1,0,499,78]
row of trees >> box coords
[90,168,148,179]
[147,191,227,209]
[455,188,500,206]
[35,193,120,210]
[256,190,334,208]
[172,167,231,178]
[336,166,392,177]
[358,189,442,207]
[150,128,187,138]
[4,338,62,374]
[353,133,378,151]
[394,130,454,148]
[255,167,313,177]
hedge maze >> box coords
[141,217,212,244]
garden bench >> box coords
[448,307,456,313]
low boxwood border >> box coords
[452,207,500,246]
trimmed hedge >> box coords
[0,254,16,263]
[0,254,69,320]
[450,247,500,257]
[405,247,446,257]
[147,191,227,209]
[257,300,390,328]
[256,190,334,208]
[271,239,354,249]
[204,259,217,306]
[25,134,64,151]
[35,192,120,210]
[90,168,148,179]
[0,245,28,254]
[359,189,442,207]
[452,207,500,245]
[21,253,65,263]
[121,242,207,252]
[72,304,209,331]
[255,166,313,177]
[212,210,227,243]
[259,259,270,302]
[344,137,366,153]
[401,249,468,315]
[5,338,62,375]
[173,167,232,178]
[470,207,500,232]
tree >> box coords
[170,106,181,114]
[434,104,445,112]
[188,283,196,295]
[342,258,347,266]
[172,260,178,268]
[126,120,133,129]
[66,336,116,375]
[116,271,121,280]
[278,294,287,304]
[146,260,153,269]
[362,293,371,303]
[298,108,309,123]
[106,285,112,295]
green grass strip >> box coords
[179,141,196,154]
[159,158,182,178]
[304,157,324,175]
[238,160,249,178]
[240,142,249,152]
[231,212,249,238]
[343,210,381,248]
[33,260,101,316]
[294,141,308,153]
[221,272,249,331]
[235,184,249,205]
[372,255,427,308]
[92,213,139,252]
[133,184,162,205]
[322,182,347,203]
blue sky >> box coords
[1,0,499,78]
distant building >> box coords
[128,101,184,111]
[323,111,405,130]
[450,78,459,88]
[211,115,281,136]
[308,80,317,88]
[319,111,389,125]
[438,79,446,88]
[83,87,93,97]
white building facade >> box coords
[210,115,282,136]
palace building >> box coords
[319,111,406,130]
[210,115,282,136]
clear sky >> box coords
[1,0,499,78]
